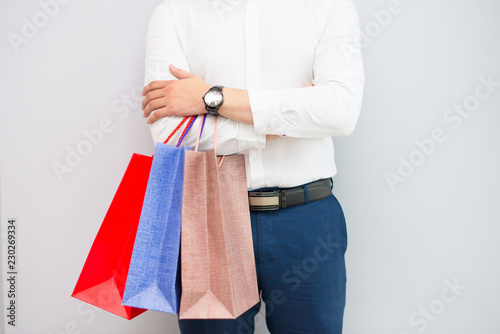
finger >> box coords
[146,107,170,124]
[169,64,196,80]
[305,84,314,87]
[142,80,168,96]
[143,98,167,118]
[142,89,165,111]
[266,134,280,142]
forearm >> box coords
[217,88,253,125]
[149,114,266,155]
[219,88,281,141]
[142,2,269,150]
[249,82,363,139]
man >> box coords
[141,0,364,333]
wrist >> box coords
[218,88,254,125]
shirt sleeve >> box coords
[144,0,266,154]
[248,0,365,138]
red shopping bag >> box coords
[72,153,151,319]
[72,116,194,319]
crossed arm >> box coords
[142,0,364,151]
[141,64,279,141]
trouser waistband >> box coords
[248,178,333,211]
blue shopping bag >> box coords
[121,143,185,313]
[122,115,200,313]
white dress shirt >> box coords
[145,0,364,190]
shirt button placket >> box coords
[245,0,265,189]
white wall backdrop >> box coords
[1,0,499,333]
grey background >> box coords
[1,0,499,333]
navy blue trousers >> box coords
[179,194,348,333]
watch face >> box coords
[204,90,223,107]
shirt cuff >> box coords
[235,122,267,152]
[248,89,284,136]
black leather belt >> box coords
[248,178,333,211]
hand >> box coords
[142,65,211,124]
[266,135,280,142]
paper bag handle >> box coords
[193,115,225,167]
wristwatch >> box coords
[203,85,224,116]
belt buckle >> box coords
[248,190,282,211]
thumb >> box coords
[170,64,195,80]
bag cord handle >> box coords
[194,114,208,152]
[194,115,224,166]
[163,116,188,144]
[177,116,197,147]
[162,115,198,148]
